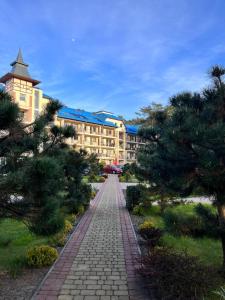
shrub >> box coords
[64,220,73,233]
[163,206,204,237]
[26,245,58,267]
[126,184,150,211]
[133,204,144,216]
[140,247,214,299]
[98,176,105,182]
[139,227,162,248]
[77,204,85,215]
[119,175,126,182]
[66,214,76,224]
[139,220,154,230]
[88,174,97,182]
[50,232,67,247]
[91,188,97,199]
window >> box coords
[20,93,26,101]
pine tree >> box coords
[0,91,76,235]
[137,66,225,268]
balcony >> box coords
[101,143,115,148]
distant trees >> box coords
[0,91,92,235]
[136,66,225,268]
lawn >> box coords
[141,204,222,268]
[0,218,49,271]
[136,203,224,299]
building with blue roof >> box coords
[0,49,145,165]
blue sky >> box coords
[0,0,225,119]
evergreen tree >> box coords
[137,67,225,267]
[0,91,75,235]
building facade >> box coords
[0,50,144,165]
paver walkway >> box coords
[33,175,149,300]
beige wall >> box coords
[4,76,143,165]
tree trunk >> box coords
[217,200,225,269]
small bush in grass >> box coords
[66,214,76,224]
[139,220,162,248]
[126,184,149,211]
[26,245,58,267]
[133,204,144,216]
[77,204,85,215]
[139,220,154,230]
[98,176,105,182]
[140,247,214,300]
[139,228,162,248]
[64,220,73,233]
[50,232,67,247]
[91,188,97,199]
[119,175,126,182]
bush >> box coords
[139,220,154,230]
[126,184,150,211]
[163,206,204,237]
[140,247,214,299]
[26,245,58,267]
[133,204,144,216]
[64,220,73,233]
[66,214,76,224]
[88,174,97,182]
[77,204,85,215]
[139,228,162,248]
[98,176,105,182]
[50,232,67,247]
[91,188,97,199]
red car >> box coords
[103,165,122,174]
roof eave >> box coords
[0,73,41,86]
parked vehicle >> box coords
[103,165,123,174]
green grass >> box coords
[142,203,222,267]
[0,219,48,271]
[138,203,224,299]
[162,233,222,267]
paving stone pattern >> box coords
[34,175,150,300]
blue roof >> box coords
[94,112,123,121]
[43,93,53,100]
[57,107,117,127]
[125,124,139,135]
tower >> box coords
[0,49,41,123]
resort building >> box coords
[0,50,144,165]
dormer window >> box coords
[20,93,26,101]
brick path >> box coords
[33,175,150,300]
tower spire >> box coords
[0,49,40,86]
[15,48,25,65]
[10,48,30,78]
